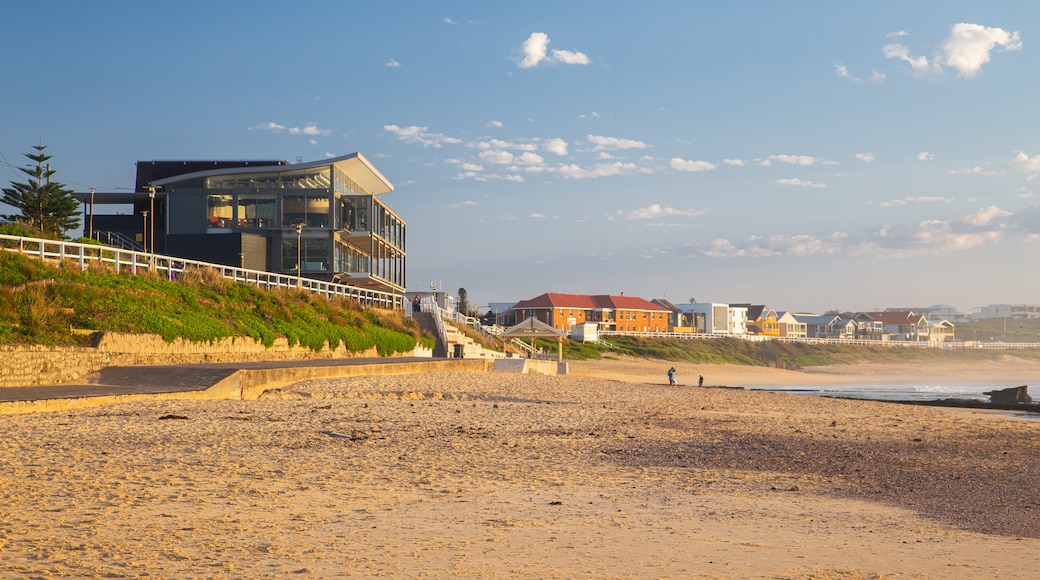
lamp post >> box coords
[141,210,149,252]
[147,186,156,255]
[295,223,303,287]
[88,188,95,240]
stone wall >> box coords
[0,332,432,388]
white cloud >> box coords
[479,150,515,165]
[723,158,746,167]
[385,58,400,68]
[965,205,1012,226]
[309,139,318,145]
[855,153,875,162]
[876,196,952,208]
[486,120,503,128]
[460,162,483,172]
[551,162,638,179]
[471,138,538,152]
[587,135,649,151]
[383,124,462,148]
[250,122,286,131]
[669,158,716,173]
[530,213,547,219]
[768,154,819,166]
[552,49,590,65]
[287,125,331,136]
[776,178,826,188]
[883,32,943,77]
[516,152,544,165]
[835,64,886,84]
[616,204,705,220]
[948,165,1003,176]
[253,122,331,136]
[517,32,591,69]
[942,23,1022,78]
[918,151,935,161]
[543,138,569,156]
[443,17,457,25]
[1010,152,1040,173]
[884,24,1022,79]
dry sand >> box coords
[1,357,1039,578]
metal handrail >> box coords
[0,234,403,310]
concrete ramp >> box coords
[492,359,561,376]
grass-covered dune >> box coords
[0,251,432,356]
[560,330,1040,368]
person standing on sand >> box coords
[668,367,677,386]
[698,375,704,387]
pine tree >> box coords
[1,143,82,238]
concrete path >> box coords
[0,357,492,414]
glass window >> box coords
[282,193,331,228]
[206,195,233,229]
[281,236,330,273]
[236,193,275,228]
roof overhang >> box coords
[150,151,394,195]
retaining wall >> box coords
[0,332,433,388]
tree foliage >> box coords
[1,143,81,238]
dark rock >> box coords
[984,386,1032,404]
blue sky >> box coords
[2,1,1038,314]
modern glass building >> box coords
[152,152,405,295]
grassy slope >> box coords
[0,251,432,355]
[558,334,1040,368]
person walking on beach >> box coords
[668,367,677,386]
[698,375,704,387]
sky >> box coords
[2,1,1039,315]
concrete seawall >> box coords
[0,359,492,415]
[0,332,434,389]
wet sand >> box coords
[1,358,1038,578]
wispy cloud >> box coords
[767,154,820,166]
[875,196,952,207]
[517,32,591,69]
[688,205,1027,259]
[250,122,331,137]
[615,204,705,220]
[918,151,935,161]
[776,178,826,188]
[587,135,649,151]
[385,58,400,68]
[550,162,639,179]
[723,158,746,167]
[834,64,886,84]
[855,153,875,162]
[486,120,503,128]
[383,124,462,148]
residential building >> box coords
[683,303,748,335]
[796,313,844,338]
[508,292,670,334]
[862,311,930,341]
[972,304,1040,320]
[776,311,807,338]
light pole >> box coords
[88,188,95,239]
[141,210,149,252]
[147,186,156,255]
[295,223,303,287]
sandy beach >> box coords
[2,357,1039,578]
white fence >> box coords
[598,330,1040,350]
[1,234,403,310]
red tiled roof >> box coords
[510,292,668,312]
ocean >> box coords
[746,382,1027,403]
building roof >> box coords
[510,292,669,312]
[150,152,394,194]
[862,311,927,325]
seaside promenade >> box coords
[0,357,494,414]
